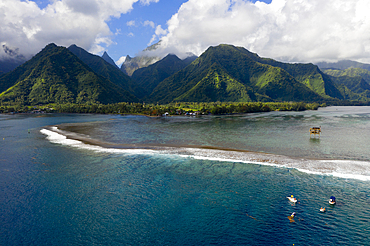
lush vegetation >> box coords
[0,101,324,115]
[2,43,370,112]
[0,44,136,105]
[148,44,325,104]
[68,45,141,99]
[322,68,370,101]
[132,54,196,97]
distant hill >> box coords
[131,54,197,97]
[317,60,370,72]
[322,68,370,100]
[120,42,163,76]
[68,45,142,98]
[245,52,343,100]
[148,44,325,104]
[0,43,137,105]
[0,45,29,75]
[322,67,370,84]
[0,59,26,76]
[102,51,119,69]
[120,55,160,76]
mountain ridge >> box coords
[1,43,370,106]
[0,43,137,105]
[67,44,142,98]
[148,44,325,103]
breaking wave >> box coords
[40,127,370,181]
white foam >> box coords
[40,128,156,155]
[40,128,370,181]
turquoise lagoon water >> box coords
[1,107,370,245]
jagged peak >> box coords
[45,43,57,48]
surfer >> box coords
[329,196,336,205]
[288,212,296,222]
[287,195,297,203]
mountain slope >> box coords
[322,67,370,84]
[102,51,119,69]
[149,44,323,104]
[131,54,197,97]
[120,42,162,76]
[68,45,142,98]
[0,59,26,76]
[0,45,29,75]
[121,55,160,76]
[173,62,253,102]
[322,68,370,100]
[0,43,137,105]
[232,47,343,100]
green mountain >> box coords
[68,45,142,98]
[228,47,343,100]
[322,67,370,84]
[131,54,197,97]
[317,60,370,72]
[322,68,370,100]
[148,44,324,104]
[0,43,137,105]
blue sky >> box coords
[106,0,271,61]
[107,0,188,60]
[1,0,370,65]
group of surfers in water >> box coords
[287,195,336,220]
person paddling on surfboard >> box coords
[287,195,297,203]
[288,212,296,222]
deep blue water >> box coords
[1,107,370,245]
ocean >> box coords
[1,106,369,245]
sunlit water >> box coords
[1,107,370,245]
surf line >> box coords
[40,127,370,182]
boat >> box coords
[329,196,336,205]
[320,207,326,212]
[287,195,297,203]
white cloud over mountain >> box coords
[0,0,158,59]
[1,0,370,63]
[155,0,370,63]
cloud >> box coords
[155,25,167,36]
[116,56,127,66]
[140,0,159,5]
[127,20,136,27]
[147,25,168,46]
[156,0,370,63]
[0,0,151,60]
[143,20,155,28]
[115,28,122,35]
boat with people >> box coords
[287,195,297,203]
[329,196,336,205]
[320,207,326,212]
